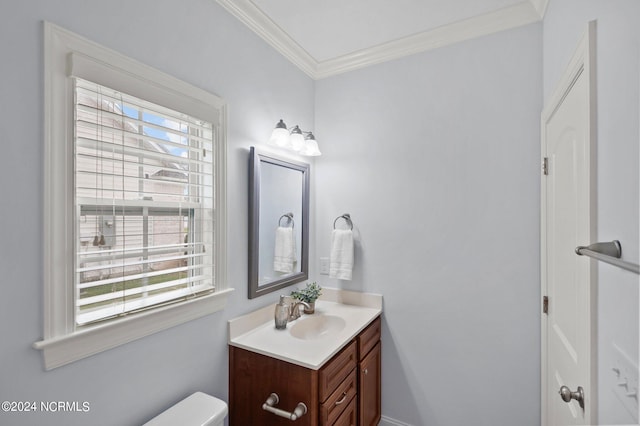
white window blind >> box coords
[74,78,215,326]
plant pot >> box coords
[303,301,315,314]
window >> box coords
[74,78,215,325]
[35,23,231,370]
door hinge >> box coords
[543,296,549,314]
[542,157,549,175]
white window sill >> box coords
[33,288,234,370]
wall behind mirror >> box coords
[248,147,309,298]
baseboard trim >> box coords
[380,415,414,426]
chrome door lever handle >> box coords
[559,385,584,409]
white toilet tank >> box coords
[143,392,227,426]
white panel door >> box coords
[541,22,596,426]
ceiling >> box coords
[216,0,548,79]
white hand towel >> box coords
[329,229,354,280]
[273,226,296,273]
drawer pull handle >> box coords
[262,393,307,421]
[335,392,348,406]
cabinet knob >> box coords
[363,368,368,375]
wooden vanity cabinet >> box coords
[229,316,381,426]
[357,318,381,426]
[358,342,381,425]
[229,345,319,425]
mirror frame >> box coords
[248,147,310,299]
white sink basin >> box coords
[289,314,346,340]
[229,291,382,369]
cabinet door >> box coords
[358,341,381,426]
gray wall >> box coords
[0,1,315,425]
[314,23,543,425]
[543,1,640,423]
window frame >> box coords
[34,22,232,370]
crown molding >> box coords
[315,2,541,78]
[216,0,543,79]
[528,0,550,18]
[215,0,317,77]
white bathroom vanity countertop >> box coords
[228,288,382,370]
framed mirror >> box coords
[249,147,309,298]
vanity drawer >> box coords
[358,317,381,360]
[320,369,357,425]
[333,397,357,426]
[319,340,357,402]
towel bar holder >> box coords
[333,213,353,230]
[262,393,307,421]
[278,213,294,228]
[575,240,640,275]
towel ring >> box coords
[278,213,294,228]
[333,213,353,230]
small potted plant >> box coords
[291,282,322,314]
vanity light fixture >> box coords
[268,119,321,156]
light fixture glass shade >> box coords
[267,120,320,157]
[269,119,290,147]
[302,133,321,156]
[289,125,304,152]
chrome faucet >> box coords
[289,301,310,321]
